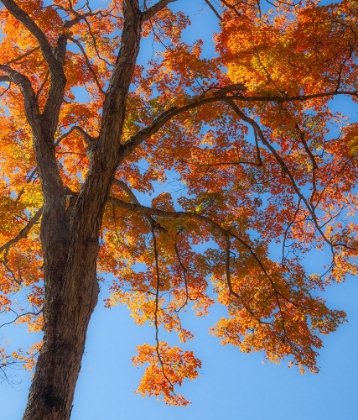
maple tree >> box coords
[0,0,357,418]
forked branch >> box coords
[68,37,106,95]
[109,197,301,307]
[225,99,332,248]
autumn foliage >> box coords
[0,0,357,414]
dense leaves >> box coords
[0,0,357,411]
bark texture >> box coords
[20,1,143,418]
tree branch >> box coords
[230,90,358,103]
[294,122,318,170]
[5,46,41,65]
[68,37,105,94]
[142,0,177,20]
[173,232,190,312]
[0,208,43,261]
[111,178,165,231]
[63,8,115,30]
[120,86,246,159]
[151,225,175,392]
[204,0,222,21]
[1,0,61,74]
[36,71,49,99]
[0,75,11,83]
[1,1,68,136]
[56,125,98,147]
[109,197,302,310]
[0,65,39,123]
[0,310,41,330]
[226,99,333,251]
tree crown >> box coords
[0,0,357,407]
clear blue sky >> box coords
[3,277,358,420]
[1,1,358,419]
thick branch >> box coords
[108,196,231,235]
[121,87,245,159]
[142,0,177,20]
[0,75,11,83]
[1,0,61,74]
[112,178,136,198]
[231,90,358,103]
[91,0,142,168]
[112,179,165,230]
[1,1,68,135]
[69,37,105,94]
[226,99,332,248]
[56,125,98,147]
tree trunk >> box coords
[23,198,101,419]
[23,262,99,420]
[22,1,143,418]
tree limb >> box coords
[5,46,41,65]
[151,226,175,392]
[108,197,303,310]
[204,0,222,21]
[56,125,98,147]
[1,0,61,74]
[0,75,11,83]
[225,99,333,251]
[0,63,64,200]
[0,65,39,123]
[142,0,177,20]
[230,90,358,103]
[111,178,165,231]
[69,37,106,95]
[294,122,318,170]
[120,86,246,159]
[0,310,41,329]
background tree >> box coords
[0,0,357,419]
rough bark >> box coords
[21,1,143,418]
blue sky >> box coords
[1,1,358,419]
[3,276,358,420]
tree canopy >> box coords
[0,0,357,418]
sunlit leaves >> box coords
[0,0,358,407]
[132,342,201,406]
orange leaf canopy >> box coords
[0,0,357,405]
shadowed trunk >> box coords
[21,1,143,418]
[23,235,100,420]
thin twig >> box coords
[204,0,222,21]
[151,225,175,392]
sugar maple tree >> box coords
[0,0,357,418]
